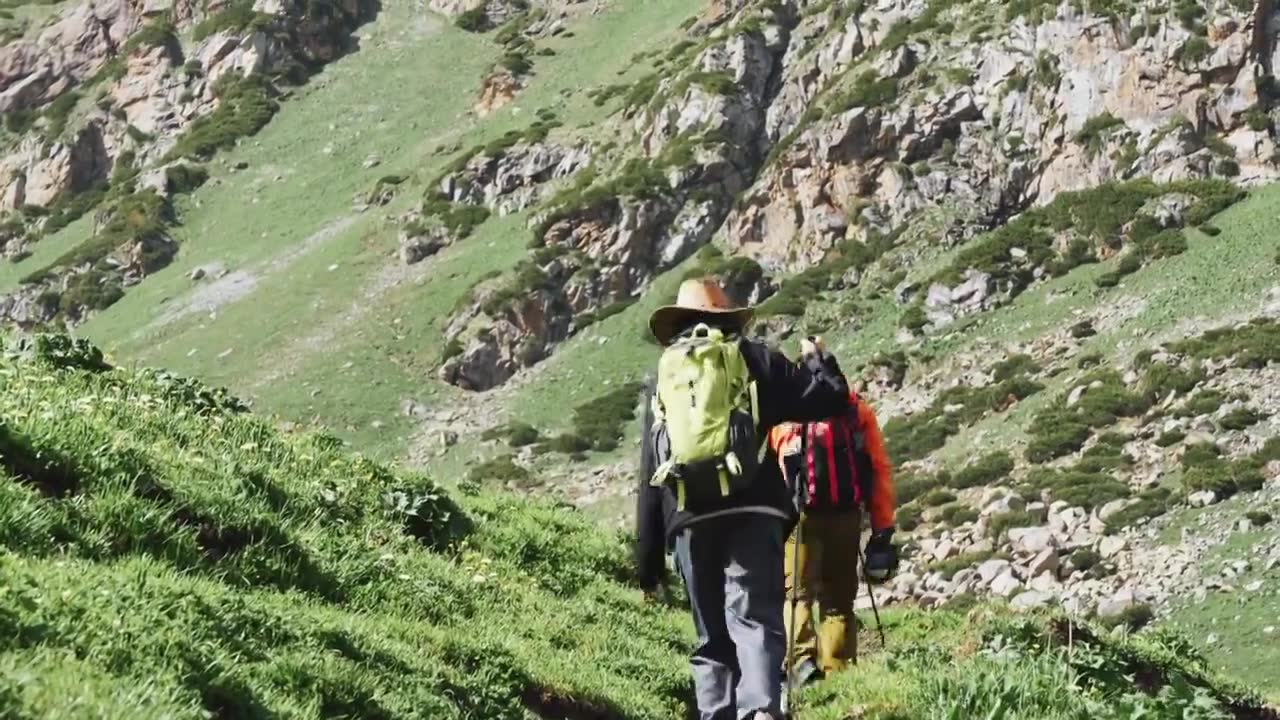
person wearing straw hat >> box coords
[636,276,851,720]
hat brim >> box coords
[649,305,754,346]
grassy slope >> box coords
[1,336,1276,719]
[56,0,701,460]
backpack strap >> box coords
[824,422,839,505]
[839,417,861,505]
[805,422,817,505]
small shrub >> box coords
[992,354,1039,383]
[939,503,979,526]
[988,510,1042,539]
[895,474,939,506]
[1178,36,1211,65]
[920,487,957,507]
[900,304,928,331]
[1103,498,1166,532]
[1141,362,1204,403]
[164,164,209,195]
[1076,113,1124,156]
[1154,430,1185,448]
[1101,603,1156,631]
[951,452,1014,489]
[499,51,532,76]
[1245,510,1273,527]
[466,455,530,484]
[1218,406,1263,431]
[927,550,995,579]
[567,381,644,452]
[456,7,489,32]
[1182,442,1222,469]
[166,74,278,160]
[1077,353,1103,369]
[1069,549,1102,572]
[897,502,923,531]
[1245,106,1271,132]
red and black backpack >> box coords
[775,396,876,515]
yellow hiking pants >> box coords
[784,510,862,674]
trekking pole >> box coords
[859,546,887,649]
[786,519,801,720]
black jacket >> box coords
[634,337,850,590]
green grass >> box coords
[0,334,692,718]
[1,335,1272,717]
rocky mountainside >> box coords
[2,0,1279,701]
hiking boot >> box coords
[788,657,824,688]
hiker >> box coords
[770,384,897,687]
[635,277,851,720]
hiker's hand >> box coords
[800,336,825,358]
[864,528,898,584]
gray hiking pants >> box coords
[675,513,786,720]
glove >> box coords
[799,335,826,359]
[864,528,898,584]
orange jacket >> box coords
[768,392,896,531]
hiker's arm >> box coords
[743,340,850,427]
[634,378,666,591]
[858,398,896,531]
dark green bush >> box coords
[920,488,958,508]
[951,452,1014,489]
[1069,549,1102,572]
[1026,469,1130,510]
[1219,406,1263,431]
[1140,362,1204,403]
[1245,510,1273,526]
[164,164,209,195]
[192,0,268,42]
[500,51,532,76]
[1176,390,1227,418]
[988,510,1042,539]
[1182,442,1222,468]
[467,455,531,485]
[455,7,489,31]
[1167,318,1280,369]
[166,75,278,160]
[1103,498,1165,532]
[1154,430,1185,448]
[1076,113,1124,156]
[1178,36,1211,65]
[927,550,996,579]
[567,381,644,453]
[939,502,979,526]
[896,502,923,531]
[900,305,928,331]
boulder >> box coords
[1096,589,1138,619]
[1009,527,1057,555]
[1188,490,1218,507]
[1099,535,1127,559]
[990,572,1023,598]
[1011,590,1054,611]
[976,558,1012,584]
[1028,548,1060,579]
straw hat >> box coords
[649,277,754,346]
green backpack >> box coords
[650,323,762,511]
